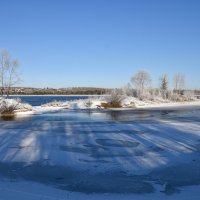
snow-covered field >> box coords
[0,105,200,199]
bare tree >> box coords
[122,83,133,96]
[102,89,124,108]
[173,73,185,93]
[0,49,21,97]
[159,74,168,99]
[5,59,22,96]
[131,70,151,97]
[0,50,10,96]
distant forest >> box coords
[9,87,112,95]
[6,87,200,96]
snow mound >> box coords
[41,96,106,110]
[0,98,32,115]
[39,95,200,111]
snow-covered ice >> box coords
[0,105,200,199]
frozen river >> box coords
[0,105,200,199]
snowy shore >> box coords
[30,97,200,114]
[1,96,200,116]
[120,98,200,110]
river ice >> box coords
[0,106,200,199]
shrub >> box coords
[0,99,20,115]
[0,98,32,115]
[101,102,122,108]
[183,90,195,101]
[103,89,124,108]
[85,100,93,108]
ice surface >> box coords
[0,105,200,199]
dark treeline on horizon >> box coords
[7,87,112,95]
[4,87,200,96]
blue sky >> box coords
[0,0,199,89]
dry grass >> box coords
[101,102,122,108]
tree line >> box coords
[123,70,194,101]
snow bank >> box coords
[121,96,200,109]
[0,98,32,115]
[41,96,106,110]
[33,105,66,114]
[2,96,199,116]
[38,96,200,112]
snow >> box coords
[1,96,200,116]
[40,96,105,109]
[0,180,200,200]
[34,96,200,112]
[121,96,200,109]
[32,105,66,114]
[0,98,32,115]
[1,96,200,199]
[0,107,200,198]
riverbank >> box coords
[109,99,200,110]
[33,97,200,112]
[1,96,200,117]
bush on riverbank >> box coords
[101,89,123,108]
[101,102,122,108]
[0,98,32,115]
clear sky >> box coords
[0,0,199,89]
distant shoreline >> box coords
[8,94,106,97]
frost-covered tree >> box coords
[122,83,133,96]
[131,70,151,98]
[159,74,168,99]
[103,89,124,108]
[173,73,185,93]
[5,59,21,96]
[0,49,21,96]
[0,50,9,96]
